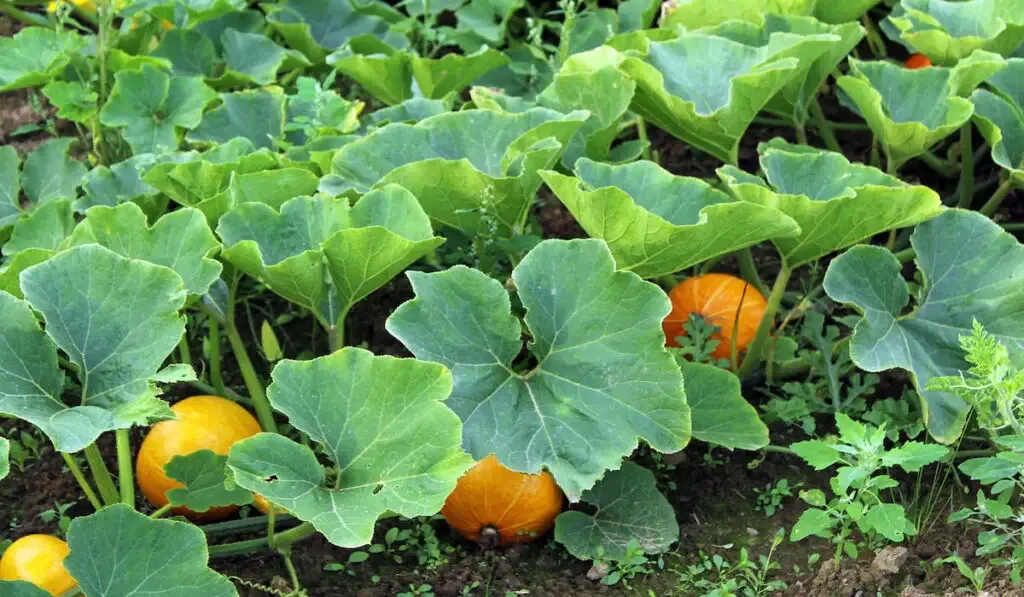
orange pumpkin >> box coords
[0,535,77,596]
[136,395,261,521]
[253,494,288,516]
[905,53,932,69]
[441,455,563,547]
[662,273,768,360]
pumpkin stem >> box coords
[478,526,501,549]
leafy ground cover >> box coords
[0,1,1023,596]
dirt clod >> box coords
[873,546,910,577]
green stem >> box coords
[755,116,869,132]
[279,547,302,592]
[115,429,134,507]
[773,336,851,380]
[894,248,916,264]
[267,509,277,550]
[207,521,315,559]
[738,264,792,379]
[1003,222,1024,232]
[225,274,278,434]
[918,150,959,178]
[809,98,843,154]
[861,13,887,58]
[61,453,103,511]
[735,248,767,297]
[980,178,1017,217]
[273,521,315,549]
[761,445,796,456]
[206,315,227,397]
[150,504,172,518]
[794,122,808,146]
[84,444,119,506]
[954,449,996,459]
[187,379,253,406]
[201,514,296,536]
[178,334,192,368]
[636,116,652,162]
[957,124,974,209]
[328,309,348,353]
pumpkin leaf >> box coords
[64,504,238,597]
[78,154,166,221]
[659,0,816,29]
[2,200,75,257]
[0,146,20,233]
[264,0,407,64]
[387,239,691,500]
[554,462,678,561]
[837,51,1006,169]
[226,348,473,548]
[329,46,508,105]
[707,16,865,124]
[0,28,86,92]
[823,210,1024,442]
[0,582,51,597]
[23,138,87,206]
[328,108,587,237]
[610,30,819,164]
[4,244,188,451]
[165,450,254,511]
[684,362,769,450]
[540,158,800,278]
[218,185,442,333]
[122,0,246,25]
[882,0,1024,65]
[187,89,287,149]
[220,28,302,87]
[150,29,218,77]
[971,57,1024,180]
[718,138,944,267]
[63,203,222,296]
[0,249,53,299]
[814,0,882,24]
[42,81,99,123]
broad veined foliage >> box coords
[609,28,830,164]
[883,0,1024,65]
[0,245,187,453]
[838,51,1007,170]
[186,89,288,150]
[0,139,87,238]
[823,210,1024,443]
[704,15,864,124]
[658,0,816,29]
[122,0,246,26]
[78,154,166,221]
[217,186,442,339]
[971,58,1024,180]
[540,158,800,278]
[226,348,474,547]
[0,28,87,92]
[151,27,311,87]
[263,0,408,63]
[327,108,587,237]
[718,138,944,267]
[814,0,883,24]
[328,45,509,105]
[387,239,692,500]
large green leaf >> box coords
[554,462,677,561]
[64,504,238,597]
[0,28,87,92]
[684,362,769,450]
[815,0,882,24]
[837,52,1006,169]
[387,239,691,500]
[718,138,944,267]
[660,0,816,29]
[823,210,1024,442]
[883,0,1024,64]
[541,158,799,278]
[0,146,20,232]
[6,245,188,450]
[2,200,75,256]
[165,450,253,511]
[328,108,587,236]
[971,58,1024,180]
[218,185,442,332]
[707,16,865,124]
[0,249,52,299]
[100,65,216,154]
[328,46,508,105]
[226,348,473,547]
[187,89,287,149]
[611,30,817,164]
[23,138,87,205]
[151,29,218,77]
[78,155,165,220]
[122,0,246,25]
[0,581,50,597]
[42,80,99,124]
[64,203,222,296]
[264,0,407,63]
[220,28,306,87]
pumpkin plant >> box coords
[882,0,1024,65]
[971,58,1024,203]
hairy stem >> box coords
[980,178,1017,217]
[918,150,959,178]
[809,99,842,153]
[61,453,103,511]
[735,248,767,297]
[957,124,974,209]
[84,443,119,506]
[226,273,278,433]
[738,264,792,379]
[206,315,227,397]
[149,504,172,519]
[115,429,135,507]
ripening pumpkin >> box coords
[0,535,77,596]
[662,273,768,360]
[136,395,262,521]
[441,455,563,547]
[905,53,932,69]
[253,494,288,516]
